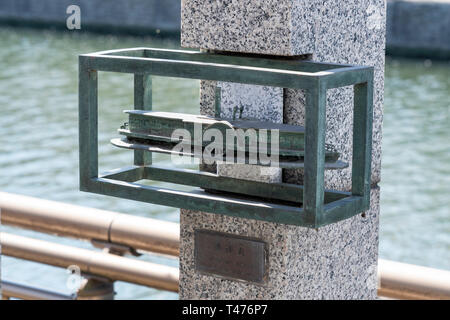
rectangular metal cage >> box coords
[79,48,374,228]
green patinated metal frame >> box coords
[79,48,373,228]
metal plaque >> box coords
[194,230,267,283]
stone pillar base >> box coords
[180,0,385,300]
[180,187,379,300]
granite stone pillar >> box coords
[180,0,385,299]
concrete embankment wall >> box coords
[0,0,449,58]
[387,0,450,59]
[0,0,181,36]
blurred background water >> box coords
[0,28,449,299]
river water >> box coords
[1,28,449,299]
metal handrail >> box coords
[378,259,450,300]
[1,281,75,300]
[1,192,449,300]
[0,192,179,256]
[0,232,179,293]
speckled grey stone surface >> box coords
[181,0,307,56]
[180,0,385,300]
[180,186,380,299]
[218,82,283,123]
[217,164,281,183]
[283,0,386,190]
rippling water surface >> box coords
[380,56,449,269]
[1,28,449,299]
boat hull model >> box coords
[111,110,347,169]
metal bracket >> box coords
[91,239,141,257]
[79,47,374,228]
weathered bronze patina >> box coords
[79,47,374,227]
